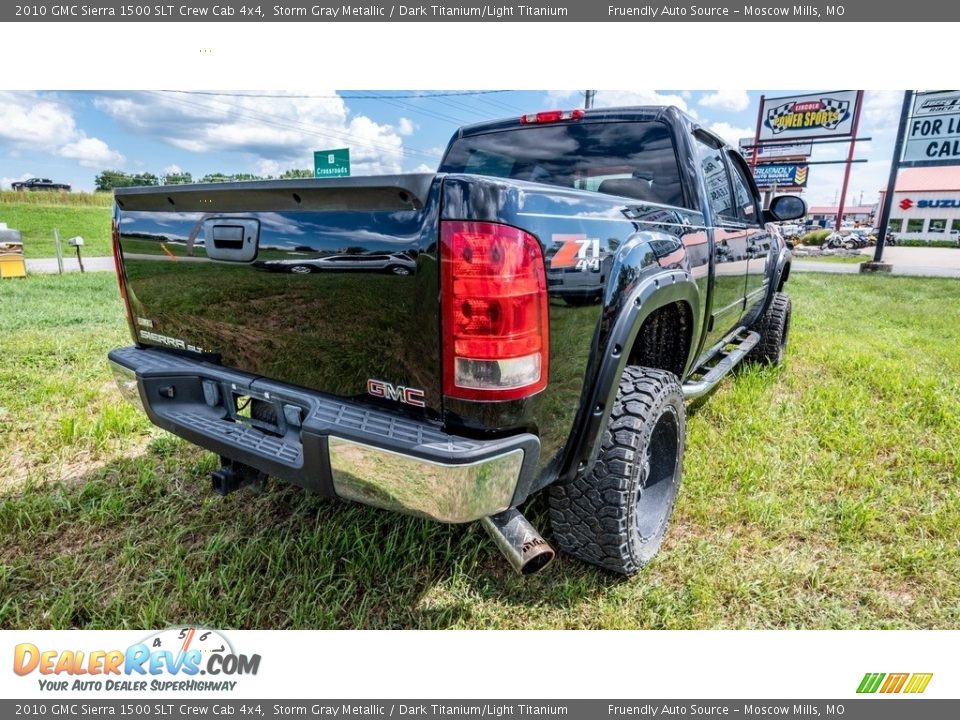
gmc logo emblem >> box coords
[367,379,426,408]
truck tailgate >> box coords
[114,175,443,417]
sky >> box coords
[0,89,907,206]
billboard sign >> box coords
[759,91,860,141]
[739,139,813,161]
[751,164,809,191]
[902,90,960,164]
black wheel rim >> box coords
[635,406,680,541]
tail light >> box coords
[440,221,549,401]
[112,219,133,324]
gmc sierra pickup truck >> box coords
[108,106,804,575]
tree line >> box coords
[94,168,314,192]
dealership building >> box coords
[879,166,960,237]
[807,204,874,226]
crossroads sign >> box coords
[314,148,351,178]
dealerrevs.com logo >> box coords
[13,627,260,692]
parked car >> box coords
[256,252,416,275]
[108,106,804,576]
[10,177,71,192]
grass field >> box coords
[795,254,869,264]
[0,193,112,259]
[1,273,958,629]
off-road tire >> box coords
[747,291,791,365]
[548,366,685,575]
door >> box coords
[727,151,772,322]
[695,134,750,348]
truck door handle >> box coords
[202,218,260,262]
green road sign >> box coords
[314,148,350,178]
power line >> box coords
[159,90,516,100]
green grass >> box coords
[1,273,958,629]
[0,190,112,207]
[796,254,868,264]
[0,199,112,258]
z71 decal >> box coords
[551,234,601,272]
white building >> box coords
[879,166,960,239]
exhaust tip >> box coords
[481,508,556,576]
[519,543,555,575]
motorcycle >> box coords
[820,232,846,250]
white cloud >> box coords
[0,92,78,149]
[163,164,183,175]
[60,137,125,168]
[94,91,410,175]
[861,91,905,136]
[708,122,756,147]
[0,91,125,171]
[397,117,415,136]
[699,90,750,112]
[412,163,435,173]
[1,172,34,191]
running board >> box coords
[682,328,760,400]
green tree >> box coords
[280,168,314,179]
[94,170,159,191]
[163,172,193,185]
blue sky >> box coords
[0,89,904,205]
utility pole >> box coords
[834,90,865,231]
[584,90,596,109]
[865,91,913,271]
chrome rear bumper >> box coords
[109,347,538,523]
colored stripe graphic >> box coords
[857,672,932,694]
[880,673,909,693]
[904,673,933,694]
[857,673,885,693]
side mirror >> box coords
[765,195,807,222]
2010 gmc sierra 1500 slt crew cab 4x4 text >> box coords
[108,106,805,575]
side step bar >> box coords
[682,327,760,400]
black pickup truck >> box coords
[108,106,804,576]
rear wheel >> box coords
[747,291,791,366]
[549,366,685,575]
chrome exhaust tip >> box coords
[481,508,556,575]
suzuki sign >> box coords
[898,197,960,211]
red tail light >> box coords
[440,221,549,401]
[520,109,585,125]
[112,219,133,325]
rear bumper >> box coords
[109,346,539,523]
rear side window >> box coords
[439,121,686,208]
[727,153,760,225]
[695,136,737,222]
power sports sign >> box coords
[903,90,960,164]
[759,91,860,141]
